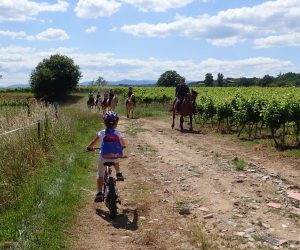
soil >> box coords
[69,117,300,250]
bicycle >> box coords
[102,161,123,218]
[87,147,124,218]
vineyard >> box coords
[79,86,300,148]
[2,87,300,148]
[0,93,34,108]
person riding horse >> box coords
[126,87,136,106]
[172,78,198,130]
[108,89,115,106]
[95,91,101,105]
[96,91,101,100]
[88,91,94,99]
[103,92,108,104]
[175,78,190,114]
[87,91,95,108]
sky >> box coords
[0,0,300,87]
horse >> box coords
[108,95,118,111]
[101,95,118,114]
[126,94,136,118]
[95,96,102,112]
[171,90,198,131]
[101,98,109,114]
[87,97,95,110]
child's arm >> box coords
[86,135,100,151]
[120,138,126,148]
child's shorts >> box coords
[98,157,119,177]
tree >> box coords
[95,76,107,86]
[157,70,183,87]
[217,73,224,86]
[204,73,214,86]
[259,74,274,87]
[30,54,81,101]
[238,77,252,87]
[275,72,300,87]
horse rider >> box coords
[108,89,115,106]
[175,78,189,114]
[88,91,95,104]
[103,92,109,105]
[126,86,136,106]
[95,91,101,105]
[96,91,101,100]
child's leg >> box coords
[97,158,106,192]
[97,176,104,192]
[114,162,124,180]
[114,162,121,173]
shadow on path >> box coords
[96,208,139,231]
[175,128,204,134]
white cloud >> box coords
[0,30,29,40]
[74,0,121,18]
[85,26,97,33]
[0,0,69,22]
[120,0,194,12]
[0,45,296,86]
[121,0,300,47]
[254,33,300,48]
[35,28,70,41]
[0,28,69,41]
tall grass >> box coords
[0,105,67,210]
[0,99,102,249]
[0,103,56,134]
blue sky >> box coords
[0,0,300,87]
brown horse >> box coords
[101,95,118,113]
[101,98,109,114]
[126,94,136,118]
[171,90,198,131]
[108,95,118,111]
[87,97,95,110]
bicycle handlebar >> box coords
[86,146,127,155]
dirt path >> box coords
[69,117,300,250]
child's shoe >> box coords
[94,192,103,202]
[116,172,124,181]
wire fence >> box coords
[0,121,41,138]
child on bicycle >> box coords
[87,111,126,202]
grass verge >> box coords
[0,105,101,249]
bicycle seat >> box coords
[104,162,115,167]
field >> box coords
[1,88,300,250]
[81,86,300,149]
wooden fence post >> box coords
[38,120,41,140]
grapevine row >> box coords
[0,100,28,108]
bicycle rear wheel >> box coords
[107,177,117,218]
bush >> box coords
[157,70,183,87]
[30,54,81,101]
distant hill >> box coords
[0,84,30,88]
[79,79,157,86]
[108,79,156,86]
[1,80,157,89]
